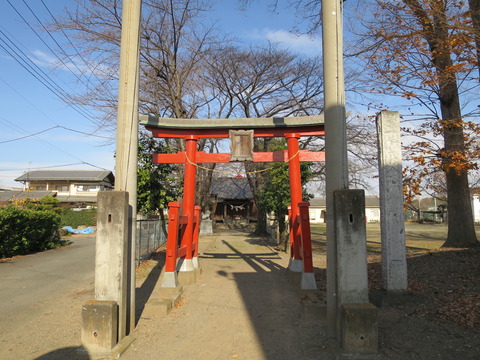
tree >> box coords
[351,0,479,247]
[137,133,181,235]
[202,44,325,234]
[257,140,313,246]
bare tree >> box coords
[351,0,479,247]
[201,44,326,233]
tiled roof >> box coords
[56,194,98,203]
[15,170,114,182]
[210,177,252,200]
[0,190,57,202]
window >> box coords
[36,186,46,190]
[77,185,100,192]
[55,185,68,192]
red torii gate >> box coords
[140,115,325,290]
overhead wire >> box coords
[1,1,100,122]
[0,116,111,170]
[10,0,91,89]
[0,77,112,140]
[0,1,114,173]
[0,27,96,121]
[0,162,108,172]
[39,0,114,94]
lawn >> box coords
[310,222,480,253]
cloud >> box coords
[250,28,322,56]
[29,50,114,79]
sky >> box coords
[0,0,323,188]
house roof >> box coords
[56,194,98,203]
[15,170,114,183]
[0,191,98,204]
[210,177,253,200]
[0,190,57,202]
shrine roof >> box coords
[139,114,324,129]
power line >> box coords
[0,77,112,140]
[0,126,59,144]
[0,162,109,172]
[0,116,111,169]
[0,29,96,121]
[0,124,112,144]
[40,0,113,91]
[8,0,88,88]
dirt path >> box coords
[122,231,334,360]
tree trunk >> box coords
[255,207,268,235]
[440,71,477,246]
[404,0,479,247]
[427,3,479,247]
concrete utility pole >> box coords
[322,0,349,338]
[114,0,142,334]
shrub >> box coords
[60,208,97,228]
[0,206,61,258]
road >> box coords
[0,237,95,338]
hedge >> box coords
[60,208,97,228]
[0,207,61,258]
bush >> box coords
[60,208,97,228]
[0,206,61,258]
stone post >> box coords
[376,110,408,292]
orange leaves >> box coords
[401,90,418,99]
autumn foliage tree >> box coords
[351,0,479,247]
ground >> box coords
[309,223,480,359]
[1,224,479,359]
[369,247,480,359]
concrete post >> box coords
[376,111,408,292]
[334,190,369,306]
[334,190,380,357]
[322,0,349,338]
[114,0,142,334]
[95,191,129,340]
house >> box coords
[210,176,257,222]
[472,188,480,224]
[308,196,381,223]
[12,170,115,207]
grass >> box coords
[310,222,480,254]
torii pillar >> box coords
[177,135,200,284]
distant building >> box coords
[308,196,381,224]
[210,176,257,222]
[4,169,116,208]
[472,188,480,224]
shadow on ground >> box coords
[201,232,332,359]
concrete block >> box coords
[81,300,118,351]
[301,290,327,319]
[341,303,379,355]
[143,286,183,318]
[143,298,173,317]
[287,269,302,285]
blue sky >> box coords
[0,0,322,187]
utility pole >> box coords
[114,0,142,334]
[322,0,349,338]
